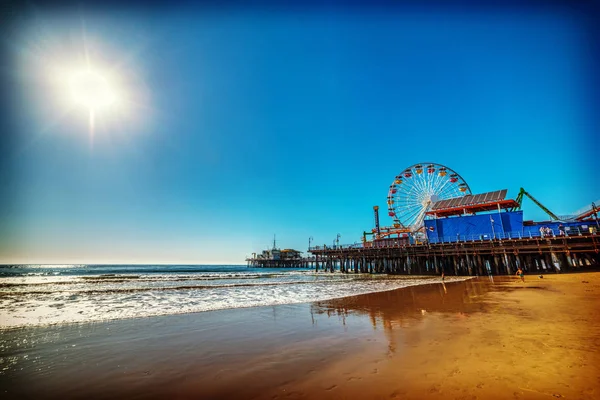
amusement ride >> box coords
[366,163,471,242]
[364,162,597,244]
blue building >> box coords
[424,190,598,243]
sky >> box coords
[0,1,598,264]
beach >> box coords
[2,272,599,400]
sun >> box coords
[68,68,116,111]
[62,65,126,143]
[16,23,151,146]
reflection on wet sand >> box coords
[309,279,493,356]
[311,278,487,329]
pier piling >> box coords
[308,234,599,275]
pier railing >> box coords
[309,226,598,251]
[426,228,596,244]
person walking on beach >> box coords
[516,267,525,283]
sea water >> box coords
[0,264,465,330]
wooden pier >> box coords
[308,234,599,275]
[246,257,318,268]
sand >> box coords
[1,272,599,400]
[301,274,600,400]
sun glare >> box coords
[60,64,129,143]
[68,69,116,111]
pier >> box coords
[245,236,319,268]
[248,164,600,275]
[303,164,600,276]
[246,256,318,268]
[309,233,599,275]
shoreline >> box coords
[0,274,471,332]
[1,272,599,399]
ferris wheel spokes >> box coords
[387,163,471,231]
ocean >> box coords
[0,264,463,330]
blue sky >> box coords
[1,1,598,264]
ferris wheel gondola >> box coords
[387,163,471,231]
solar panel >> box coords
[430,189,509,211]
[493,189,507,202]
[433,198,449,210]
[491,190,499,201]
[432,198,451,210]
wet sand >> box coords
[1,273,599,399]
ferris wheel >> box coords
[387,163,471,231]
